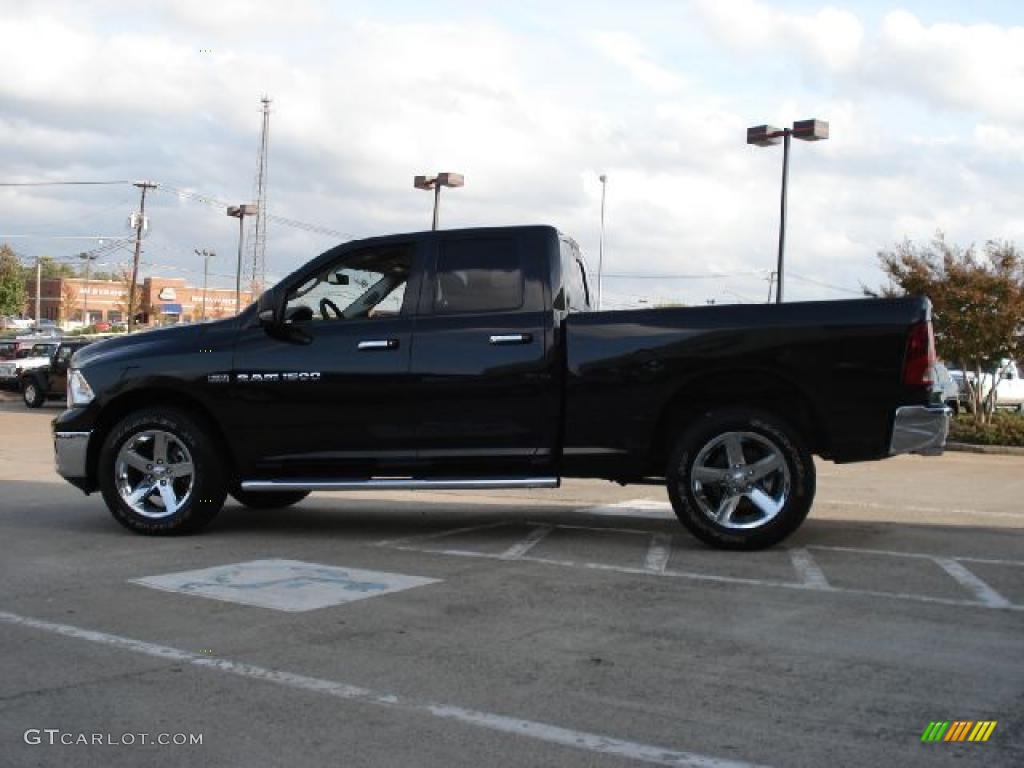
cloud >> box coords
[692,0,864,72]
[1,3,1021,306]
[591,32,687,92]
[865,10,1024,124]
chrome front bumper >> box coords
[890,406,950,456]
[54,431,91,479]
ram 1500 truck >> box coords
[53,226,948,549]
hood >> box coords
[71,323,214,369]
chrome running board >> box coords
[240,477,560,492]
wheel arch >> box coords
[647,368,828,476]
[87,388,238,489]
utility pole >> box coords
[80,251,97,325]
[35,257,41,325]
[597,174,607,310]
[128,181,157,332]
[196,249,216,321]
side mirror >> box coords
[256,289,281,328]
[327,271,350,286]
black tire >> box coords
[666,407,815,550]
[22,377,45,408]
[230,488,309,509]
[99,407,227,535]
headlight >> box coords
[67,369,95,407]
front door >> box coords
[228,241,423,479]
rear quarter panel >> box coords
[562,297,930,478]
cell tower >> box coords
[249,95,271,292]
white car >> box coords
[0,342,59,387]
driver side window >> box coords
[285,244,413,323]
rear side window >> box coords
[433,238,523,313]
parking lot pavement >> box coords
[1,401,1021,767]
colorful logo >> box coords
[921,721,996,742]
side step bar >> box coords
[240,477,560,492]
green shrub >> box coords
[949,412,1024,446]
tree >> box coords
[59,281,78,323]
[875,233,1024,423]
[0,244,27,316]
[27,255,77,280]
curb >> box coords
[946,441,1024,456]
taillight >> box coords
[903,320,936,387]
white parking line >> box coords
[787,549,831,590]
[933,558,1012,609]
[824,498,1024,519]
[645,532,673,573]
[0,610,769,768]
[499,525,554,560]
[379,523,1024,612]
[809,545,1024,567]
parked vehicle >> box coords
[0,342,59,389]
[53,226,949,549]
[933,362,961,414]
[949,360,1024,412]
[20,340,93,408]
[0,341,19,361]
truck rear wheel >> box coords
[22,377,45,408]
[230,488,309,509]
[666,408,814,550]
[99,408,227,535]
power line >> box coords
[787,272,862,295]
[602,271,766,280]
[0,180,134,186]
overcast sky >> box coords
[1,0,1022,307]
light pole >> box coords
[79,251,97,326]
[597,174,607,310]
[414,172,464,230]
[128,180,156,332]
[195,248,216,321]
[226,205,258,315]
[746,119,828,303]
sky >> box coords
[1,0,1022,307]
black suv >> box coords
[21,341,92,408]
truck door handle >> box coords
[358,339,399,351]
[489,333,532,345]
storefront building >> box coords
[24,276,254,326]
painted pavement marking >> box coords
[787,548,831,590]
[132,559,440,612]
[0,610,770,768]
[377,522,1023,611]
[645,532,673,574]
[499,524,554,560]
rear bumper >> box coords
[890,406,950,456]
[54,430,91,480]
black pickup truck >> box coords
[53,225,948,549]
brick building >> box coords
[24,276,254,326]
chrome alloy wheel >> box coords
[690,431,791,529]
[114,429,194,519]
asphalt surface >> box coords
[0,397,1022,767]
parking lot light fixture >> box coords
[747,118,829,303]
[227,204,258,315]
[414,172,464,230]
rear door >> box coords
[409,231,559,477]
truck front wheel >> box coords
[99,408,227,535]
[666,408,815,550]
